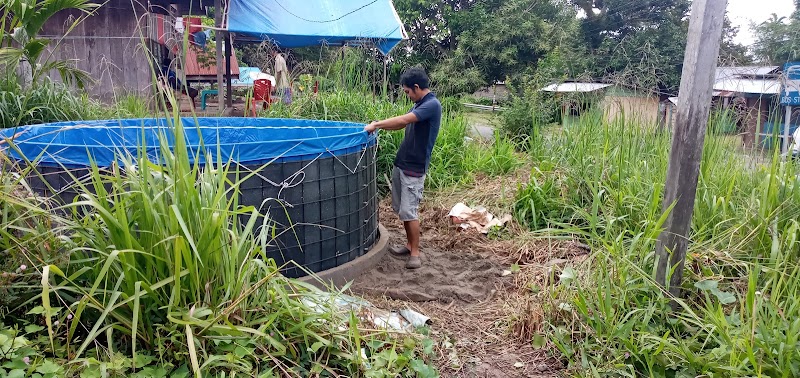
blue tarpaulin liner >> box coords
[0,118,376,168]
[227,0,406,55]
[231,67,262,86]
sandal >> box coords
[389,246,411,257]
[406,256,422,269]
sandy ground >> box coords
[347,179,588,377]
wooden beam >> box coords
[783,106,792,157]
[225,31,232,108]
[214,0,224,113]
[654,0,728,299]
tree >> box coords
[0,0,98,89]
[719,14,752,66]
[392,0,472,66]
[570,0,691,93]
[752,13,800,64]
[570,0,748,93]
[394,0,586,96]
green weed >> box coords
[518,110,800,376]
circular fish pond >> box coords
[0,118,380,278]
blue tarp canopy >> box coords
[227,0,406,55]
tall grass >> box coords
[109,93,151,118]
[261,90,489,191]
[516,110,800,376]
[0,78,110,128]
[1,63,438,378]
[0,77,154,129]
[0,153,66,306]
[1,114,435,376]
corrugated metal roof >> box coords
[715,66,779,82]
[540,82,612,93]
[183,46,240,80]
[668,91,722,105]
[713,78,781,95]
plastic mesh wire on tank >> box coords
[0,118,380,278]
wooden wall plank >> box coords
[38,0,156,100]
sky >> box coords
[728,0,795,46]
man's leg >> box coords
[399,173,424,269]
[389,167,411,255]
[403,220,421,257]
[390,167,425,268]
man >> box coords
[272,49,291,104]
[160,58,198,104]
[364,67,442,269]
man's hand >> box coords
[365,113,417,133]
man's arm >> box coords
[365,112,418,132]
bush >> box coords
[429,50,486,97]
[1,116,438,376]
[439,96,464,115]
[0,78,109,128]
[261,90,473,192]
[465,135,522,177]
[517,111,800,376]
[499,83,560,145]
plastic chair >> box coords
[250,79,273,117]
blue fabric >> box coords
[231,67,262,86]
[394,92,442,174]
[227,0,405,55]
[165,67,181,89]
[0,118,376,168]
[192,30,207,48]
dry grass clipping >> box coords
[370,168,599,376]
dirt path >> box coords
[464,112,497,141]
[349,199,569,377]
[354,232,505,303]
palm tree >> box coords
[0,0,99,89]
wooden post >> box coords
[783,106,792,157]
[225,32,232,108]
[655,0,728,298]
[383,55,388,95]
[214,0,224,113]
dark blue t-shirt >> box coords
[394,92,442,175]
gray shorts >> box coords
[391,166,426,221]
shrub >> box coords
[0,78,109,128]
[1,117,437,376]
[517,111,800,376]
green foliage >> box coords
[0,110,439,376]
[707,107,738,135]
[109,94,151,119]
[0,78,110,128]
[571,0,692,92]
[429,51,485,97]
[516,111,800,376]
[0,154,66,307]
[0,78,154,128]
[499,47,591,144]
[260,90,476,191]
[0,0,98,89]
[0,325,64,378]
[752,13,800,64]
[394,0,586,96]
[464,135,521,177]
[514,171,572,231]
[395,0,748,96]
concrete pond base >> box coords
[298,223,389,290]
